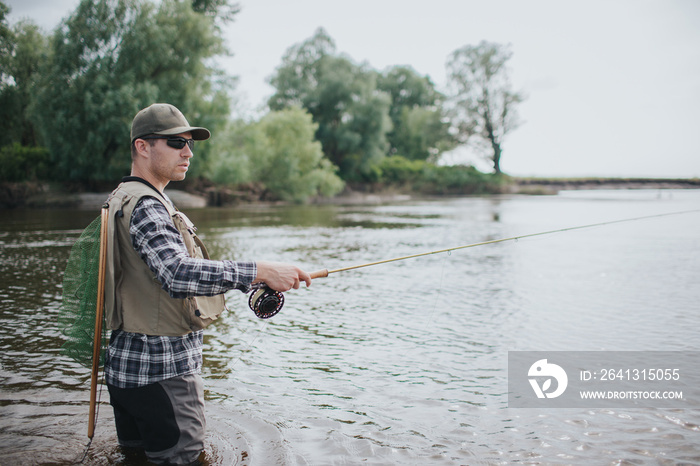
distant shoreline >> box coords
[2,177,699,209]
[511,177,700,195]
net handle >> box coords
[88,206,109,439]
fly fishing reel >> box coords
[248,284,284,319]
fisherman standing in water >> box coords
[102,103,312,465]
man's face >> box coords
[147,131,194,183]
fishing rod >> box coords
[248,209,700,318]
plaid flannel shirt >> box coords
[104,194,257,388]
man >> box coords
[103,103,312,465]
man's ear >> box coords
[133,139,150,158]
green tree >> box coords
[0,4,48,148]
[0,2,11,78]
[0,3,52,182]
[29,0,235,184]
[205,118,255,186]
[268,28,391,182]
[446,41,524,174]
[207,106,344,202]
[377,65,455,162]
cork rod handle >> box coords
[309,269,329,279]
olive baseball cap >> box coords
[130,103,211,142]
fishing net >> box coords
[59,214,106,368]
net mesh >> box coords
[59,215,106,367]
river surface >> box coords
[1,189,699,465]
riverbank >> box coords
[0,182,209,210]
[2,177,699,209]
[512,176,700,194]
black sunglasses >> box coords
[140,136,195,150]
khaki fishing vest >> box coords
[103,181,226,336]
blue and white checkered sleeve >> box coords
[129,196,257,298]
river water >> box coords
[1,189,699,465]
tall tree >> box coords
[29,0,236,184]
[0,4,48,147]
[446,41,524,174]
[377,65,455,161]
[268,28,391,182]
[0,2,11,77]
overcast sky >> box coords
[6,0,700,178]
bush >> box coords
[206,107,345,203]
[254,108,344,202]
[0,144,51,182]
[205,119,256,186]
[375,156,503,195]
[417,164,502,194]
[378,155,425,184]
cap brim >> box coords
[153,126,211,141]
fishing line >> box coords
[227,316,272,371]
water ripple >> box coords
[2,191,700,464]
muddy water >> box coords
[1,190,699,465]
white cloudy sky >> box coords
[6,0,700,178]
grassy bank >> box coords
[513,176,700,194]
